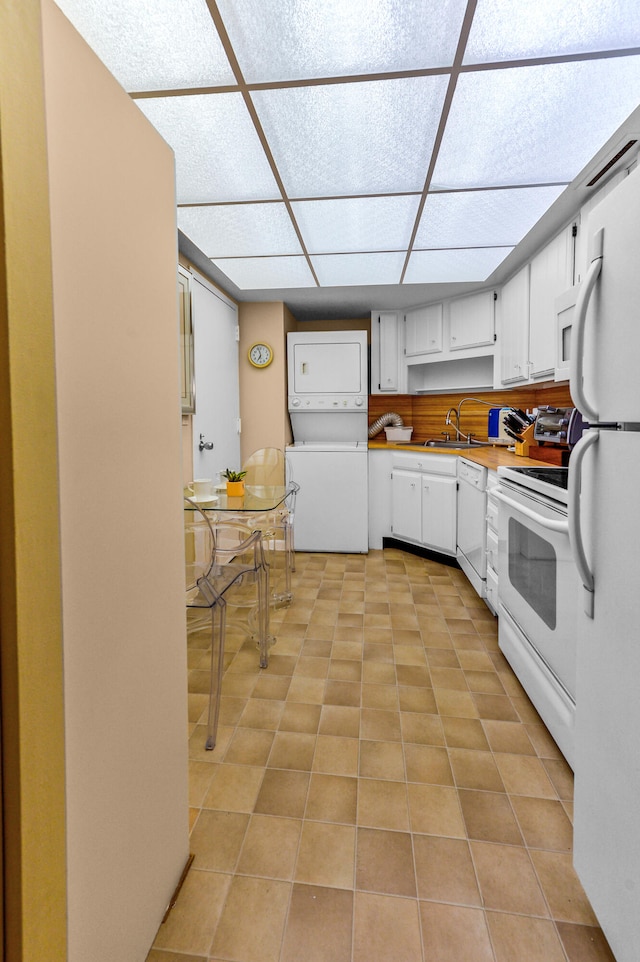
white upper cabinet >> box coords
[449,291,495,351]
[499,264,530,385]
[404,303,443,356]
[529,226,573,379]
[371,311,406,394]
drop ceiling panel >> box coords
[415,186,566,249]
[465,0,640,64]
[404,247,513,283]
[136,94,280,204]
[54,0,235,91]
[52,0,640,311]
[292,195,421,253]
[433,56,640,189]
[211,256,317,290]
[216,0,469,82]
[251,77,450,197]
[178,203,303,257]
[310,251,407,286]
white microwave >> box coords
[554,285,580,382]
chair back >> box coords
[185,497,215,593]
[243,447,286,496]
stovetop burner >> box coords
[507,466,569,489]
[497,465,570,505]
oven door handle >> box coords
[568,429,598,618]
[493,490,569,533]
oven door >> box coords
[495,480,578,701]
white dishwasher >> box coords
[456,457,488,597]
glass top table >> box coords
[184,484,296,607]
[184,484,292,513]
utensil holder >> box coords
[514,423,536,457]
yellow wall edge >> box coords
[0,1,67,958]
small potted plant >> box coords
[222,468,247,497]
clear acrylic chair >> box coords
[241,448,298,607]
[185,497,270,750]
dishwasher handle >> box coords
[493,489,569,533]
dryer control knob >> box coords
[355,397,364,407]
[291,397,301,407]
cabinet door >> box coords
[405,304,443,356]
[421,475,457,554]
[529,228,572,379]
[499,264,530,384]
[391,470,422,542]
[449,291,495,351]
[373,311,402,393]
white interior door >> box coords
[191,274,240,483]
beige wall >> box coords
[295,317,370,338]
[42,3,189,960]
[0,1,67,957]
[238,302,293,462]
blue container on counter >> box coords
[488,408,502,440]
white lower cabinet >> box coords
[391,470,422,542]
[421,474,457,554]
[368,449,394,549]
[390,454,457,555]
[485,471,499,614]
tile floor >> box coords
[147,548,615,962]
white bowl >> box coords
[384,426,413,442]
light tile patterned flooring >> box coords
[147,548,615,962]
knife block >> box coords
[514,422,536,457]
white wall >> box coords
[42,3,189,959]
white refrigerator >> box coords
[568,165,640,962]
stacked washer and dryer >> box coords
[286,331,369,553]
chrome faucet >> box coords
[454,397,495,444]
[445,407,461,440]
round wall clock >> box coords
[248,342,274,369]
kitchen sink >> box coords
[423,440,491,449]
[423,439,472,448]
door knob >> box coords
[199,433,214,452]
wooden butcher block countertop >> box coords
[368,440,551,471]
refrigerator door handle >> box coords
[568,429,599,618]
[570,228,603,424]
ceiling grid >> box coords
[53,0,640,315]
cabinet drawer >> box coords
[392,453,457,476]
[486,496,499,533]
[486,528,499,573]
[485,565,498,615]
